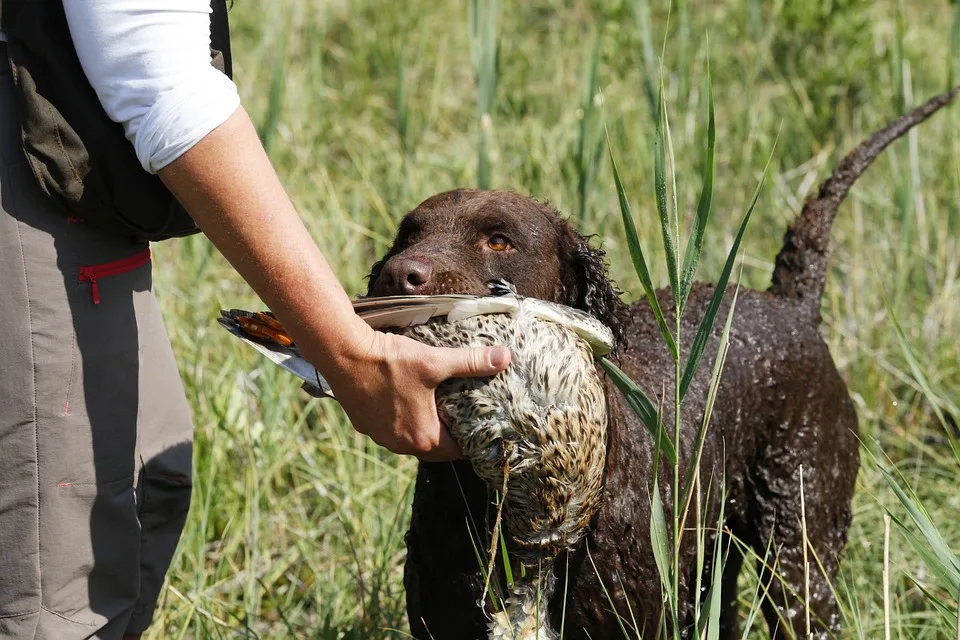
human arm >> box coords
[157,106,510,459]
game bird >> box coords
[219,281,616,640]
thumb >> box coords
[428,344,511,382]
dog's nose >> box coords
[380,257,434,295]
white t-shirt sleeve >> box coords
[62,0,241,174]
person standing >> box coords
[0,2,510,638]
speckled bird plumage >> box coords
[219,282,614,639]
[405,308,607,560]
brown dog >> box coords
[367,88,958,639]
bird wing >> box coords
[219,292,613,398]
[354,294,522,328]
[521,300,615,356]
[219,294,522,398]
[351,293,478,313]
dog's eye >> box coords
[487,234,512,251]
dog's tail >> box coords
[769,86,959,318]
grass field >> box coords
[146,0,960,637]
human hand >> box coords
[315,327,512,461]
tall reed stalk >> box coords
[469,0,500,190]
[601,44,778,636]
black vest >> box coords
[0,0,232,241]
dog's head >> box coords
[366,188,625,343]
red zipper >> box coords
[78,247,152,305]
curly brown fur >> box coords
[368,89,957,640]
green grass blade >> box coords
[885,295,960,465]
[659,0,673,66]
[886,297,959,428]
[665,87,681,298]
[650,480,677,628]
[679,53,716,311]
[466,517,502,612]
[395,53,409,153]
[469,0,500,190]
[679,131,780,400]
[889,1,905,116]
[676,0,691,104]
[600,358,678,464]
[738,559,766,638]
[498,505,515,587]
[577,22,605,225]
[700,483,727,640]
[880,466,960,596]
[679,271,740,522]
[259,27,288,156]
[654,78,681,306]
[614,572,642,639]
[631,0,658,116]
[951,0,960,90]
[559,554,569,638]
[477,118,492,190]
[895,515,960,600]
[586,543,634,638]
[607,128,679,359]
[469,0,500,115]
[912,580,959,627]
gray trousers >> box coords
[0,50,194,638]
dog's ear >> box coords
[568,240,626,348]
[553,217,626,348]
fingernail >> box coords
[488,346,511,369]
